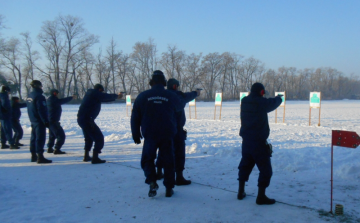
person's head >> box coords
[30,80,43,89]
[149,70,166,87]
[94,84,104,92]
[250,82,265,97]
[1,85,11,94]
[167,78,180,91]
[50,89,59,97]
[11,96,19,103]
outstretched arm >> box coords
[264,96,282,113]
[59,96,73,105]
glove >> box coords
[44,122,50,128]
[133,135,142,144]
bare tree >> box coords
[200,52,223,99]
[0,37,23,98]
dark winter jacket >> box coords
[131,84,182,141]
[167,89,197,128]
[11,101,27,121]
[0,92,12,120]
[240,93,282,141]
[26,88,49,124]
[47,95,73,122]
[77,89,118,121]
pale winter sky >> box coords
[1,0,359,75]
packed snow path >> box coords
[1,100,360,222]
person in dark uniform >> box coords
[26,80,52,163]
[156,78,200,185]
[11,96,27,146]
[77,84,123,164]
[238,82,282,205]
[131,70,182,198]
[0,86,19,149]
[46,89,74,154]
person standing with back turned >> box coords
[238,82,282,205]
[131,70,182,198]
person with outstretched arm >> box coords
[77,84,123,164]
[238,82,282,205]
[46,89,74,154]
[156,78,201,186]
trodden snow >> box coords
[1,100,360,222]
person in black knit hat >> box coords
[238,82,283,205]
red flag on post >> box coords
[330,130,360,214]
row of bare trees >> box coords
[1,14,359,101]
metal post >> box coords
[330,145,334,214]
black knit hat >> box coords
[30,80,42,88]
[167,78,180,90]
[150,70,166,86]
[94,84,104,91]
[250,83,265,96]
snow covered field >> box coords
[1,100,360,222]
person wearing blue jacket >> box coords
[46,89,74,154]
[26,80,52,163]
[238,82,282,205]
[11,96,27,146]
[0,86,19,149]
[156,78,200,186]
[77,84,122,164]
[131,70,182,198]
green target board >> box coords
[215,93,222,105]
[126,95,131,105]
[275,92,285,106]
[240,92,249,104]
[310,92,321,108]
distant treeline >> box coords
[0,14,359,100]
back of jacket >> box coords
[26,88,49,124]
[131,84,182,141]
[77,89,118,120]
[11,102,27,121]
[47,95,73,122]
[0,92,11,120]
[240,94,282,141]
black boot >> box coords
[31,152,37,162]
[53,148,66,154]
[237,181,246,200]
[37,153,52,164]
[1,144,10,149]
[10,144,20,149]
[91,151,106,164]
[148,181,159,197]
[165,188,174,197]
[83,150,92,162]
[256,187,276,205]
[47,147,54,153]
[15,139,24,146]
[175,172,191,186]
[156,167,164,180]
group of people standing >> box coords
[0,70,283,205]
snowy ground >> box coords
[1,100,360,223]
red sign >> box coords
[332,130,360,149]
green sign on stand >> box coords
[215,93,222,105]
[126,95,131,105]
